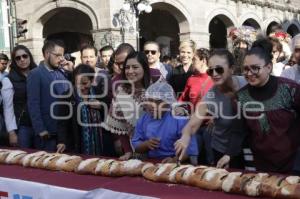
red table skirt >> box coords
[0,163,268,199]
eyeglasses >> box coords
[206,65,224,76]
[144,50,157,55]
[115,61,124,69]
[15,54,29,61]
[50,52,64,59]
[242,65,265,75]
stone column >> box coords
[123,30,138,50]
[92,28,123,50]
[18,38,44,63]
[92,27,139,50]
[17,18,45,63]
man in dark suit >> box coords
[27,39,73,152]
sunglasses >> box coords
[15,54,29,61]
[206,66,224,76]
[144,50,157,55]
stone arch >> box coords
[287,24,300,37]
[239,13,262,29]
[149,0,191,34]
[206,8,238,32]
[42,8,93,37]
[263,17,282,35]
[206,9,236,48]
[140,0,191,55]
[27,0,99,39]
[42,8,94,53]
[283,20,300,37]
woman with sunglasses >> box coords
[175,49,247,169]
[1,45,37,147]
[235,38,300,173]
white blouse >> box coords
[1,77,17,132]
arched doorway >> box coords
[42,8,93,53]
[266,21,281,36]
[287,24,300,37]
[243,19,260,29]
[209,15,234,49]
[139,2,189,57]
[139,9,179,56]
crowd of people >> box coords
[0,25,300,175]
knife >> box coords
[176,156,181,167]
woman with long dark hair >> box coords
[1,45,37,147]
[103,51,151,160]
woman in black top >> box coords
[2,45,37,147]
[169,40,196,97]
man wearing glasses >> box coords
[27,39,73,153]
[114,43,135,71]
[143,41,172,81]
[110,43,135,89]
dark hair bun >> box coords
[251,38,273,60]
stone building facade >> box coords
[11,0,300,61]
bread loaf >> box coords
[22,151,47,167]
[141,162,155,179]
[3,148,300,199]
[275,176,300,199]
[153,163,178,182]
[222,172,243,193]
[55,155,82,172]
[114,159,145,176]
[181,166,208,186]
[95,159,118,176]
[5,150,27,164]
[76,158,99,174]
[223,173,257,194]
[169,165,192,183]
[0,149,12,163]
[43,154,65,170]
[142,163,178,182]
[244,173,269,196]
[191,167,228,190]
[260,175,286,198]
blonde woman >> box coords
[169,40,196,97]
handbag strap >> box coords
[199,76,210,99]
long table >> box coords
[0,162,270,199]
